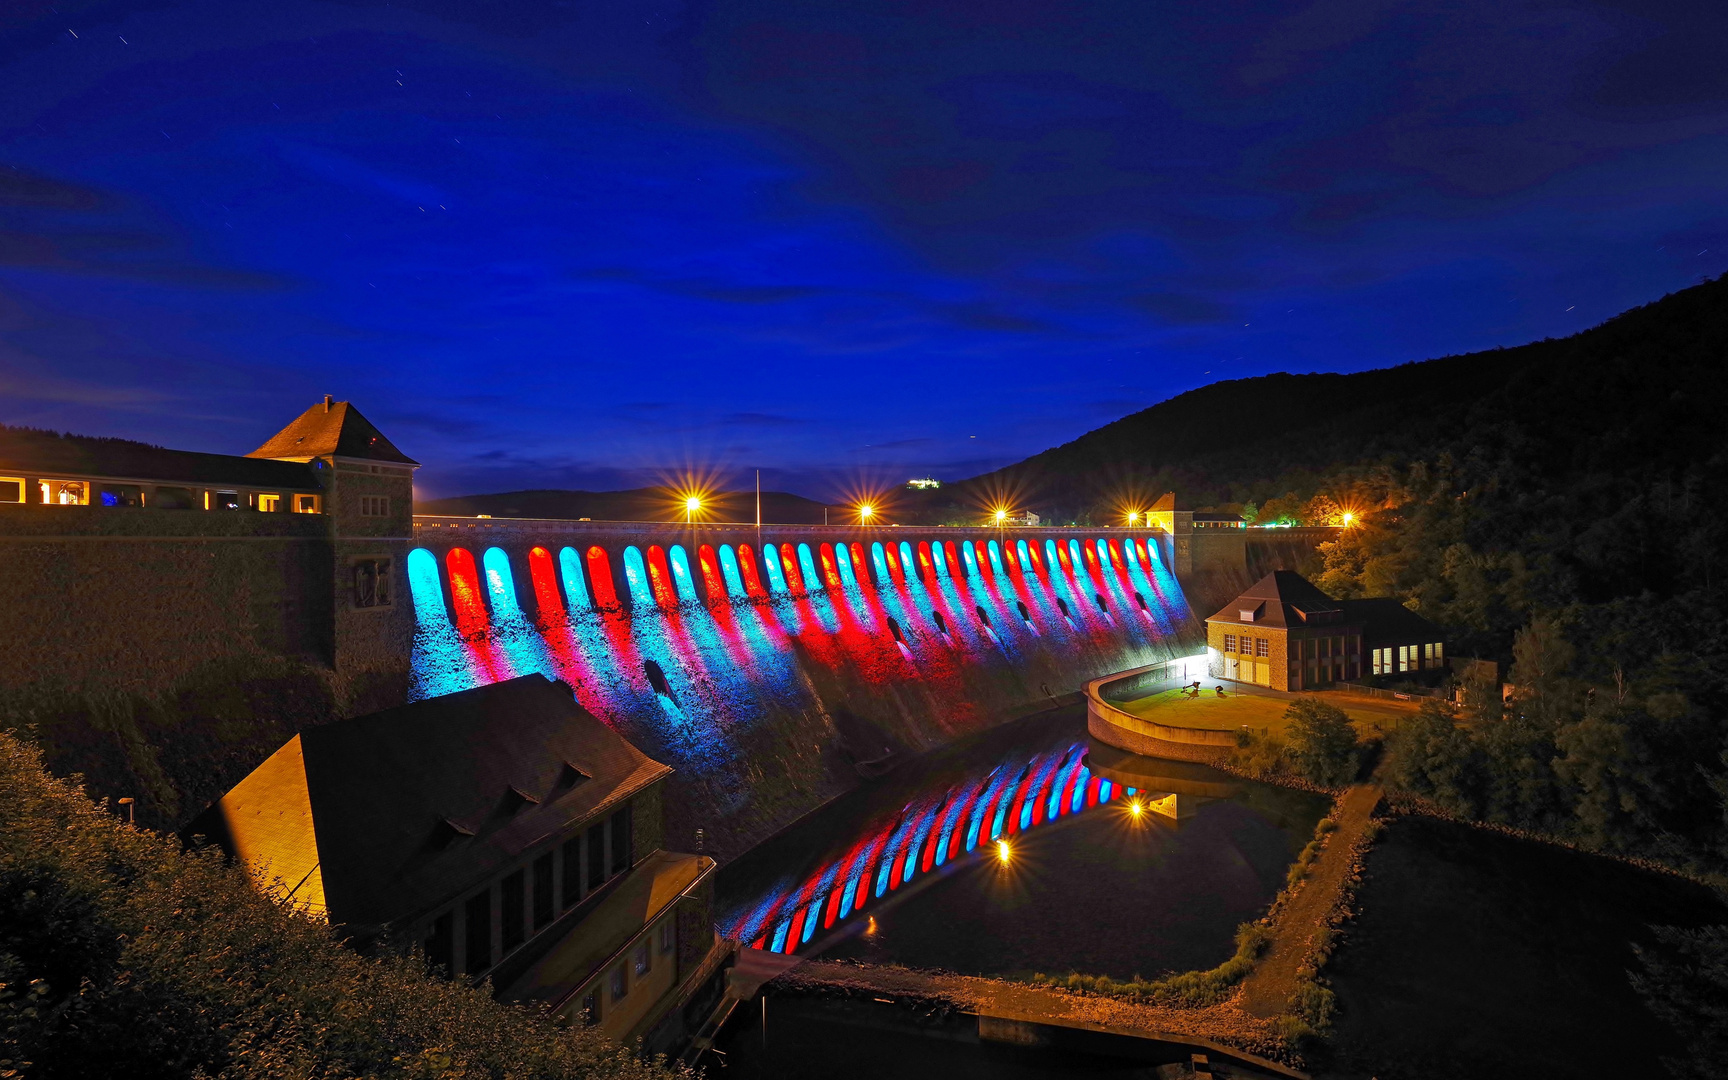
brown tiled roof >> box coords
[248,397,418,465]
[1338,597,1444,645]
[193,675,669,929]
[0,426,318,489]
[1206,570,1342,629]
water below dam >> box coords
[715,704,1329,982]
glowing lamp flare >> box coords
[1129,799,1143,818]
[1341,512,1355,526]
[995,838,1012,865]
[994,508,1008,523]
[859,504,874,520]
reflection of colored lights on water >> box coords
[720,739,1138,956]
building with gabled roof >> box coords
[1206,570,1446,690]
[190,673,733,1053]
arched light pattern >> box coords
[762,543,789,593]
[622,546,653,608]
[719,544,747,598]
[669,545,699,603]
[722,740,1136,957]
[558,546,591,611]
[406,548,447,622]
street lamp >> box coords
[858,504,874,524]
[1126,510,1139,527]
[685,496,701,524]
[994,508,1008,525]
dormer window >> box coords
[501,785,539,815]
[558,762,591,790]
[430,818,474,850]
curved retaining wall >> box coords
[1085,661,1237,765]
[404,519,1203,858]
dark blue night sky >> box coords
[3,1,1725,498]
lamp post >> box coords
[685,496,700,524]
[118,796,134,825]
[858,504,874,526]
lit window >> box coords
[360,495,390,517]
[1256,638,1269,658]
[295,494,321,513]
[214,490,242,511]
[41,479,88,505]
[0,477,24,503]
[1223,634,1237,653]
[633,942,651,977]
[609,966,627,1003]
[1433,641,1444,667]
[257,494,280,512]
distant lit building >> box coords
[1192,512,1245,529]
[0,395,414,514]
[1007,510,1041,526]
[1205,571,1446,690]
[905,476,941,490]
[189,674,732,1054]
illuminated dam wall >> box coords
[406,519,1202,858]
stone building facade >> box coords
[1205,571,1446,692]
[0,397,416,704]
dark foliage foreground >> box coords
[0,731,682,1080]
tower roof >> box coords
[248,396,417,465]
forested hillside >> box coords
[984,278,1728,892]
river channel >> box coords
[714,703,1327,983]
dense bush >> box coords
[1632,924,1728,1080]
[1025,921,1274,1008]
[0,731,683,1080]
[1283,700,1361,788]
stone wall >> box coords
[0,504,335,694]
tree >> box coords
[1631,924,1728,1080]
[1283,698,1360,787]
[1383,700,1482,815]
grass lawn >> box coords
[1320,815,1724,1079]
[1112,685,1422,738]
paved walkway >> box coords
[778,960,1304,1077]
[1239,782,1383,1018]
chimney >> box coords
[323,394,334,411]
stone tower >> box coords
[250,396,418,709]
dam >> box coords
[404,518,1204,855]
